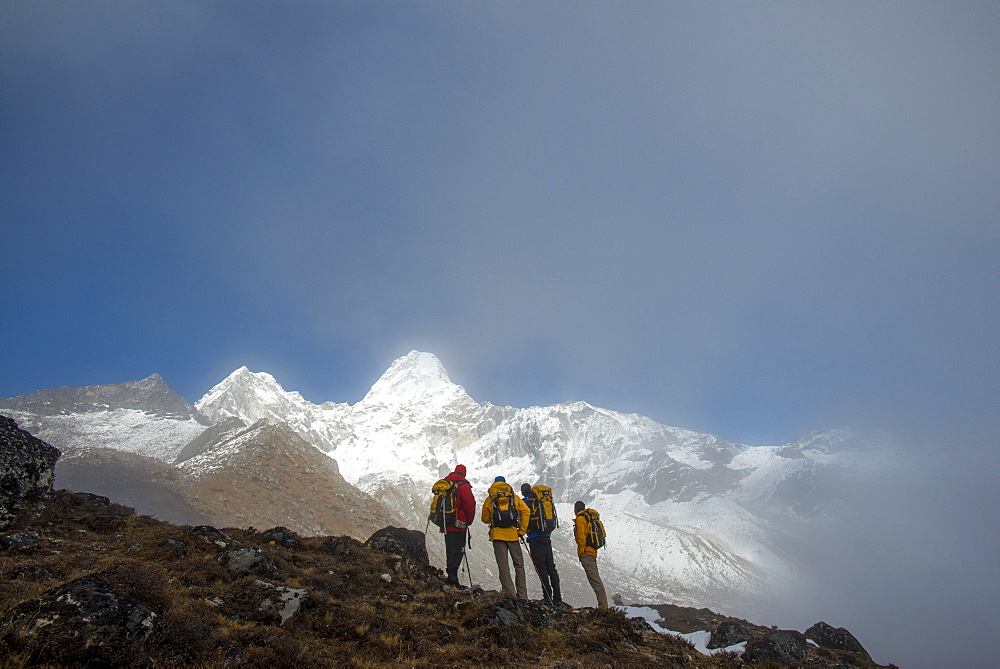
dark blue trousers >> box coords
[526,535,561,604]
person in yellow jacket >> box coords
[481,476,531,599]
[574,500,609,608]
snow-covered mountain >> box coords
[192,351,901,612]
[0,374,209,462]
[1,351,902,613]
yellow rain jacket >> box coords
[574,508,602,557]
[481,481,530,542]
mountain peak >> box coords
[360,351,469,407]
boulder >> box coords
[628,616,657,634]
[364,526,429,567]
[222,547,276,575]
[68,492,111,508]
[320,536,352,556]
[194,525,239,547]
[0,415,60,529]
[477,604,520,628]
[254,580,307,624]
[163,538,187,556]
[261,526,301,548]
[806,621,872,659]
[0,530,43,550]
[5,574,159,642]
[743,629,808,664]
[708,619,759,649]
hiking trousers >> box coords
[579,554,608,608]
[444,530,467,583]
[527,535,561,604]
[492,539,527,599]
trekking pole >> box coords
[520,536,549,602]
[462,534,475,590]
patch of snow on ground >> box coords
[617,606,746,657]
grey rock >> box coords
[163,538,187,555]
[254,580,307,624]
[69,491,111,508]
[708,620,759,649]
[743,629,808,664]
[0,530,43,550]
[194,525,238,546]
[7,574,160,641]
[261,526,300,548]
[480,605,520,628]
[0,415,60,529]
[806,621,871,659]
[585,640,614,654]
[628,616,656,633]
[364,526,429,567]
[320,535,352,556]
[12,564,53,581]
[222,547,276,575]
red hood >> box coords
[445,471,469,486]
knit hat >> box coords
[455,464,466,476]
[574,500,585,514]
[521,483,533,497]
[494,476,506,483]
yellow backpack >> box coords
[429,479,467,529]
[582,509,606,549]
[527,485,559,533]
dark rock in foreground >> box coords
[364,525,429,567]
[743,629,809,664]
[808,620,873,659]
[0,415,60,529]
[5,574,158,642]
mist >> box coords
[754,429,1000,667]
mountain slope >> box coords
[173,418,400,538]
[1,375,209,462]
[193,351,902,612]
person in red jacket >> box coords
[443,464,477,589]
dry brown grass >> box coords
[0,491,883,667]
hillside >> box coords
[0,490,890,667]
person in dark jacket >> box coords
[442,464,476,589]
[521,483,562,606]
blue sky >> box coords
[2,1,998,447]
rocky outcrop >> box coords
[222,547,277,575]
[0,415,60,529]
[807,620,872,659]
[261,526,302,548]
[742,629,809,664]
[4,574,159,643]
[364,526,429,568]
[707,619,759,649]
[0,530,43,550]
